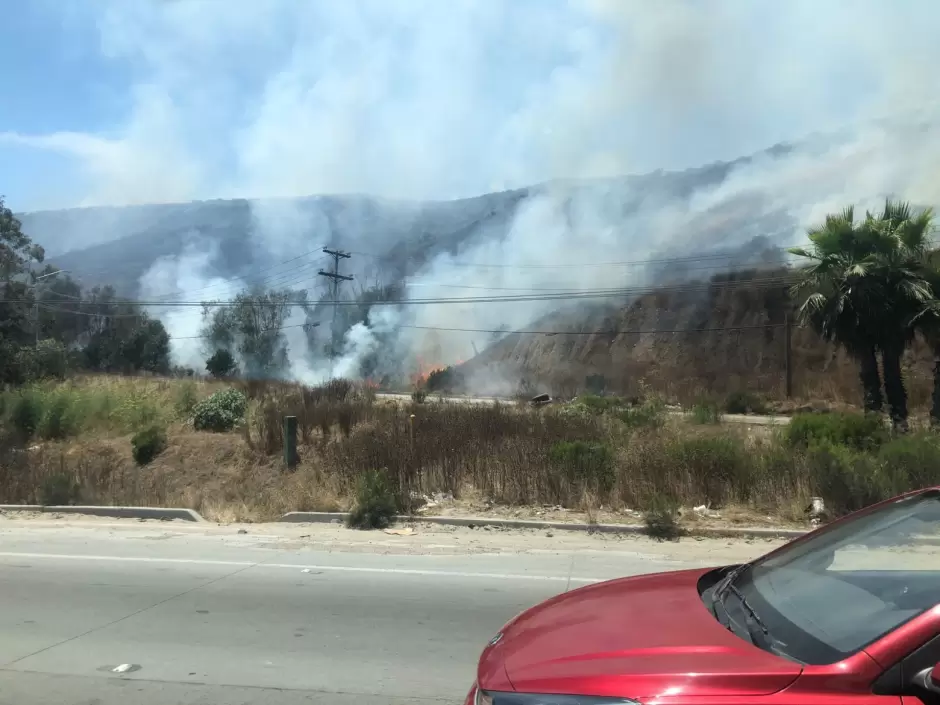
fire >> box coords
[410,356,446,388]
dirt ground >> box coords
[0,510,787,565]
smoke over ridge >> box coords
[5,1,940,386]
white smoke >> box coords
[6,1,940,381]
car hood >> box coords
[479,568,802,699]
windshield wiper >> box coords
[714,565,772,649]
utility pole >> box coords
[318,248,353,378]
[784,311,793,399]
[31,269,68,347]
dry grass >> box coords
[1,375,936,526]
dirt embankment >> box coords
[469,268,937,408]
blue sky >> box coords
[1,0,937,211]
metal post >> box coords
[283,416,298,469]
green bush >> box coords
[131,425,168,466]
[690,398,723,425]
[347,470,398,530]
[174,380,199,418]
[549,440,616,495]
[38,392,79,440]
[787,411,887,452]
[205,349,238,378]
[877,434,940,494]
[618,399,666,429]
[668,436,750,506]
[804,441,885,515]
[14,340,69,382]
[411,388,427,404]
[40,472,78,506]
[725,390,768,415]
[577,395,625,414]
[644,499,684,541]
[192,388,247,432]
[9,391,42,441]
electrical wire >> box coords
[10,273,797,309]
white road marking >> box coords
[0,551,605,584]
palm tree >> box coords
[789,200,933,427]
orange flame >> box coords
[410,356,446,388]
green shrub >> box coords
[577,394,624,414]
[9,391,42,441]
[690,398,723,425]
[668,436,750,506]
[549,440,616,495]
[38,392,79,440]
[15,340,69,382]
[644,498,684,541]
[205,349,238,378]
[618,399,666,429]
[174,380,199,418]
[347,470,398,530]
[192,388,247,432]
[131,425,168,466]
[877,433,940,493]
[725,390,768,415]
[805,441,886,515]
[787,411,887,452]
[40,472,78,506]
[411,388,427,404]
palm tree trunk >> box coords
[857,345,883,413]
[932,343,940,426]
[881,342,908,430]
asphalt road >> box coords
[0,519,734,705]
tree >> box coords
[84,314,171,374]
[201,288,302,379]
[0,197,45,383]
[789,200,933,427]
[205,349,238,378]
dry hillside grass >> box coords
[470,268,937,409]
[3,375,940,525]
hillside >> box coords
[15,140,810,296]
[464,269,937,409]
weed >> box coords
[346,470,398,530]
[618,399,666,429]
[40,472,78,506]
[644,499,683,541]
[38,392,78,440]
[787,411,887,452]
[690,397,723,425]
[411,388,428,404]
[549,440,616,496]
[725,390,768,415]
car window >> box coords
[734,492,940,665]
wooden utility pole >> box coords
[318,248,353,377]
[784,311,793,399]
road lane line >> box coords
[0,551,606,583]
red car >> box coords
[465,488,940,705]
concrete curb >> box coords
[276,511,808,540]
[0,505,206,523]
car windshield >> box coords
[727,490,940,665]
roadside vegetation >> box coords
[2,374,939,530]
[5,195,940,531]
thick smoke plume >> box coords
[5,1,940,385]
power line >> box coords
[349,248,801,269]
[7,273,796,309]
